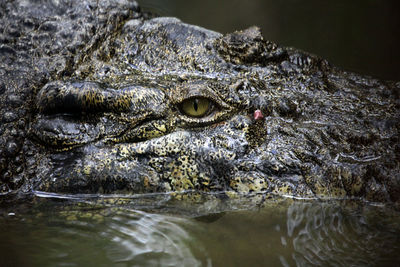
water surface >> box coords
[1,194,399,266]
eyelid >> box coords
[36,81,121,114]
[36,81,166,115]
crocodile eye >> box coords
[180,97,211,118]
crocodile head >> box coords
[1,2,399,203]
[31,18,285,196]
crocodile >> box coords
[0,0,399,204]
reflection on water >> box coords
[0,200,202,267]
[104,212,201,266]
[286,203,400,266]
[0,195,399,266]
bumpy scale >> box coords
[0,0,399,204]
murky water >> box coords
[1,193,399,266]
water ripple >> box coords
[102,211,200,266]
[0,202,204,267]
[287,202,400,266]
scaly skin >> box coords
[0,0,399,203]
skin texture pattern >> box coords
[0,0,399,203]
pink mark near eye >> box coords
[254,109,264,120]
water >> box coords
[1,194,399,266]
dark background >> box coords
[137,0,400,81]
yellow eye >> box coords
[180,98,211,118]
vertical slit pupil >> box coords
[193,99,198,112]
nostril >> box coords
[254,109,264,120]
